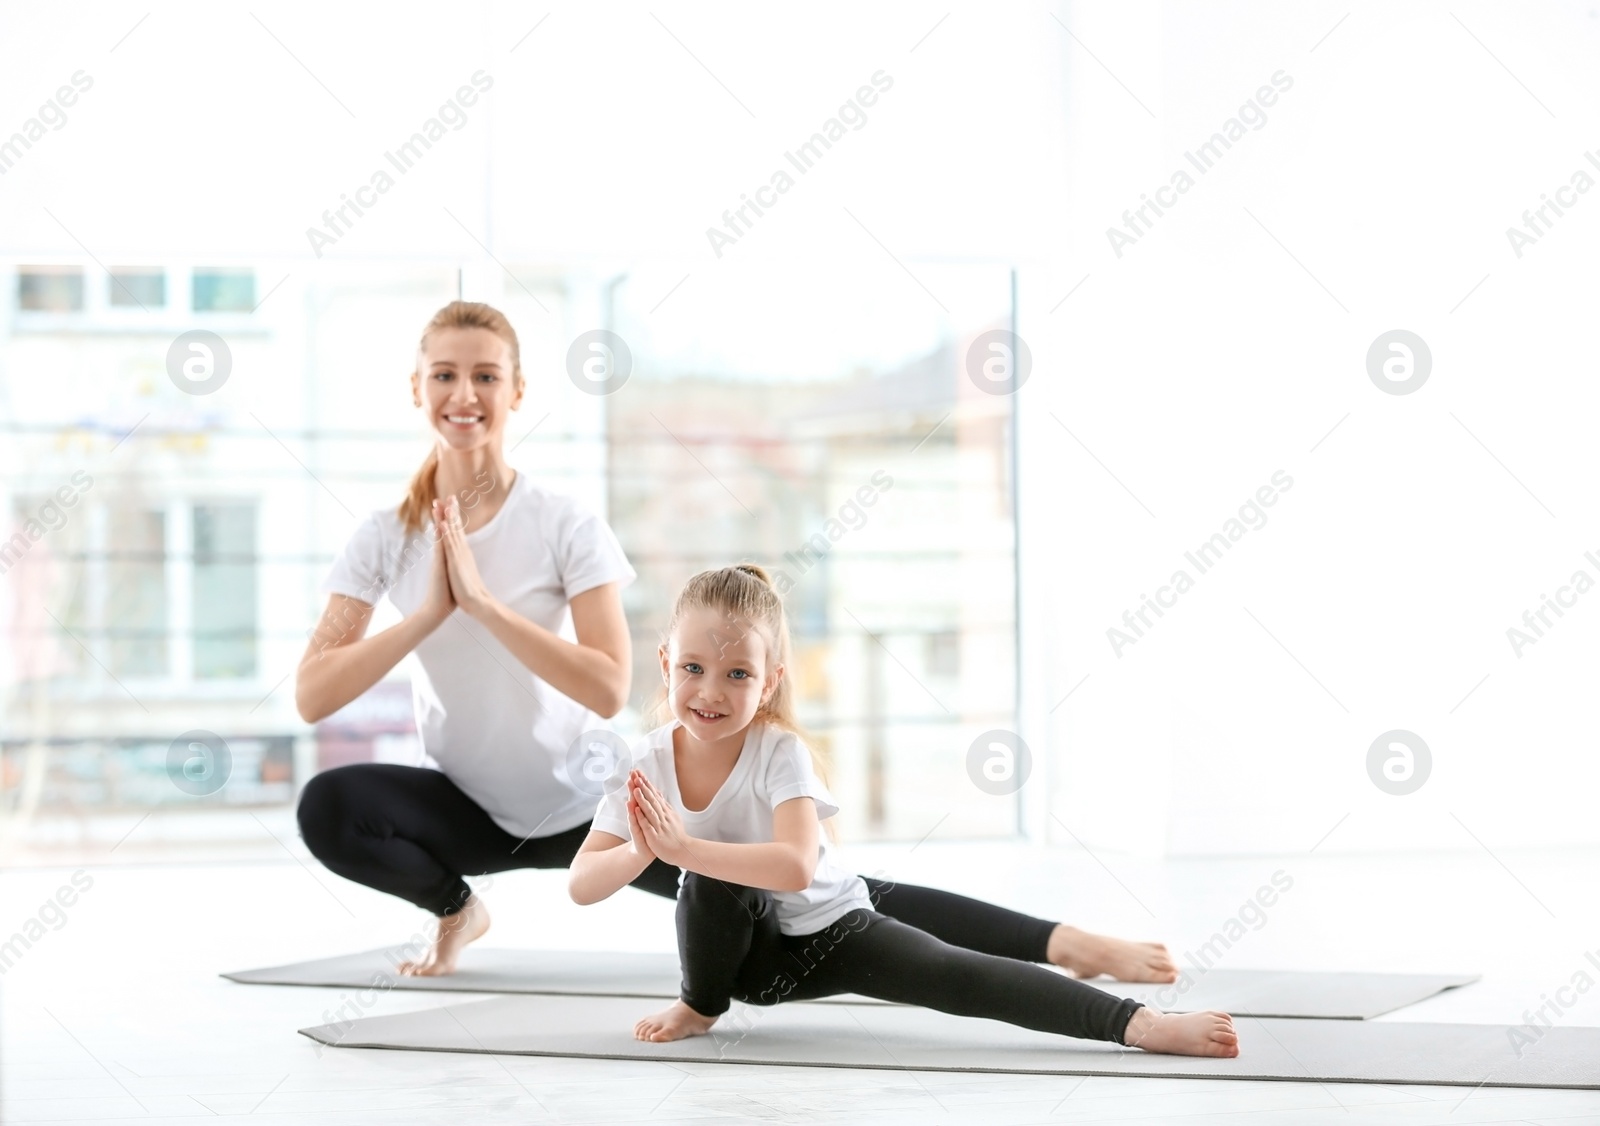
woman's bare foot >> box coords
[1122,1007,1239,1057]
[1048,924,1178,983]
[397,893,490,976]
[634,1000,719,1042]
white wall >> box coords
[1033,0,1600,855]
[0,0,1070,265]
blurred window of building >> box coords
[192,268,254,312]
[109,268,165,309]
[18,266,84,312]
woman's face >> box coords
[412,326,521,453]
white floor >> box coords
[5,827,1600,1125]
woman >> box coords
[296,300,1177,984]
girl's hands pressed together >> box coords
[629,769,695,868]
[625,787,657,863]
[434,494,494,617]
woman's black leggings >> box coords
[296,763,1058,964]
[676,872,1142,1045]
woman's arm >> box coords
[437,496,632,718]
[294,531,454,723]
[631,771,819,892]
[471,583,631,718]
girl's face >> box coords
[659,605,784,742]
[411,326,521,453]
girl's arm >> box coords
[569,796,660,905]
[295,530,455,723]
[437,496,631,718]
[631,772,819,892]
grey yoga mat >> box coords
[299,993,1600,1089]
[226,947,685,999]
[227,946,1479,1020]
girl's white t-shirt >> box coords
[320,471,637,839]
[591,720,873,935]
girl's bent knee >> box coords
[677,872,772,924]
[678,870,722,894]
[680,871,749,904]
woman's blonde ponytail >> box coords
[398,445,440,535]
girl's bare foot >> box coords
[397,893,490,976]
[634,1000,719,1042]
[1122,1007,1239,1057]
[1048,924,1178,983]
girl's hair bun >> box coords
[733,562,773,588]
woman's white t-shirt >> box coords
[591,720,873,935]
[320,471,636,839]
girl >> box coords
[297,300,1179,990]
[570,564,1239,1057]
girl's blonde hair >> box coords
[398,301,524,534]
[654,562,834,792]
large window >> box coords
[2,258,1021,848]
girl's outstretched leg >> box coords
[822,912,1237,1055]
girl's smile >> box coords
[660,605,785,755]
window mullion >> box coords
[169,498,193,685]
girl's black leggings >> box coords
[675,871,1143,1045]
[296,763,1058,964]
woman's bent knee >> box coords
[295,766,361,858]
